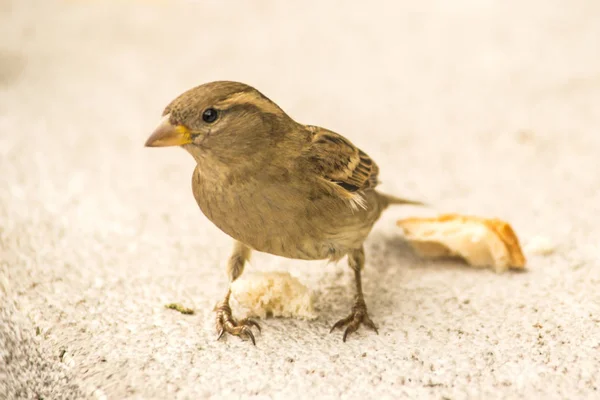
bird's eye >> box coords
[202,108,218,123]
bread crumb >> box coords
[397,214,526,273]
[231,272,317,320]
[524,236,555,256]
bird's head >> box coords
[145,81,295,164]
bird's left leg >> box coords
[214,241,261,345]
[330,246,378,342]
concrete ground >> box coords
[1,0,599,398]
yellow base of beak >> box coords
[145,115,192,147]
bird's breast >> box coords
[191,168,381,260]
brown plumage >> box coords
[146,81,422,344]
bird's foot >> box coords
[214,300,261,345]
[330,297,378,342]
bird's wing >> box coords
[304,125,380,209]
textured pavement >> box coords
[1,0,599,398]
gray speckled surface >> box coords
[1,0,599,398]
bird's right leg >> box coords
[214,241,261,345]
[329,246,378,341]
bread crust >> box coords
[397,214,526,272]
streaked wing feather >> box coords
[305,126,380,204]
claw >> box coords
[216,328,225,341]
[342,319,361,342]
[342,326,353,342]
[240,318,262,333]
[242,327,256,346]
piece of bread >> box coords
[230,272,317,320]
[397,214,526,273]
[524,235,555,256]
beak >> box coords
[145,114,192,147]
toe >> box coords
[363,315,378,334]
[330,314,353,333]
[342,322,360,342]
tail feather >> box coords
[377,192,427,208]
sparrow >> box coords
[145,81,422,344]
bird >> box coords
[145,81,422,344]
